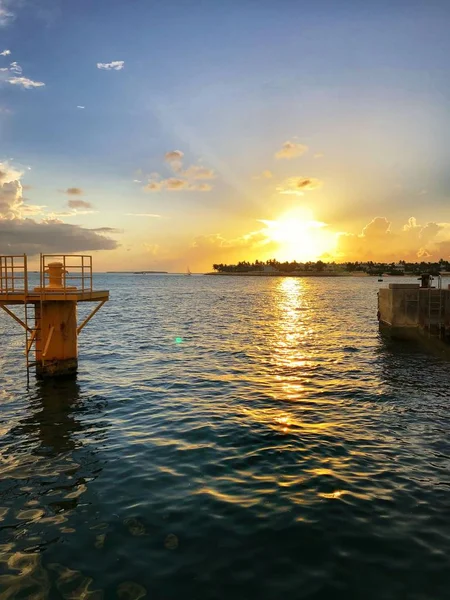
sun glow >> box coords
[261,208,337,261]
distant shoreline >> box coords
[205,271,354,277]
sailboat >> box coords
[185,267,192,276]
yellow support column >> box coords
[35,301,78,378]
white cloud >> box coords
[0,49,10,56]
[7,76,45,89]
[9,61,21,74]
[97,61,124,71]
[0,1,14,26]
[77,105,85,109]
[275,141,308,160]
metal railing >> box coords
[40,254,93,297]
[0,254,28,298]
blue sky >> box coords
[1,0,450,269]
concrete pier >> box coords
[378,281,450,342]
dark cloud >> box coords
[0,219,118,255]
[64,187,84,195]
[0,162,118,255]
[68,199,92,209]
[90,227,123,233]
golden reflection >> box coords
[271,277,314,391]
[236,274,344,446]
[49,563,102,599]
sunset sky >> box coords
[1,0,450,271]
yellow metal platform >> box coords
[0,290,109,305]
[1,253,110,378]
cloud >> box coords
[164,150,184,163]
[277,177,323,195]
[126,213,161,217]
[0,162,118,254]
[314,153,324,159]
[145,181,163,192]
[195,183,212,192]
[362,216,390,237]
[97,61,124,71]
[0,1,14,26]
[164,150,184,173]
[0,49,10,56]
[144,150,215,192]
[90,227,123,234]
[191,230,269,251]
[253,170,273,180]
[7,76,45,89]
[275,141,308,160]
[337,216,450,262]
[68,199,92,209]
[0,162,22,183]
[166,178,192,190]
[0,179,24,218]
[181,165,215,180]
[0,220,118,254]
[64,187,84,195]
[144,177,211,192]
[77,105,85,109]
[9,61,21,74]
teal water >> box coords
[1,275,449,599]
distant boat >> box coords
[185,267,192,276]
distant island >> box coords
[106,271,168,274]
[208,259,450,276]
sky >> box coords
[1,0,450,271]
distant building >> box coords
[393,263,406,273]
[263,264,278,273]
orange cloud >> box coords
[337,216,450,261]
[144,151,215,192]
[275,141,308,160]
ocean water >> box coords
[1,274,449,599]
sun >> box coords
[260,207,336,261]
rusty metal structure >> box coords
[0,254,109,378]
